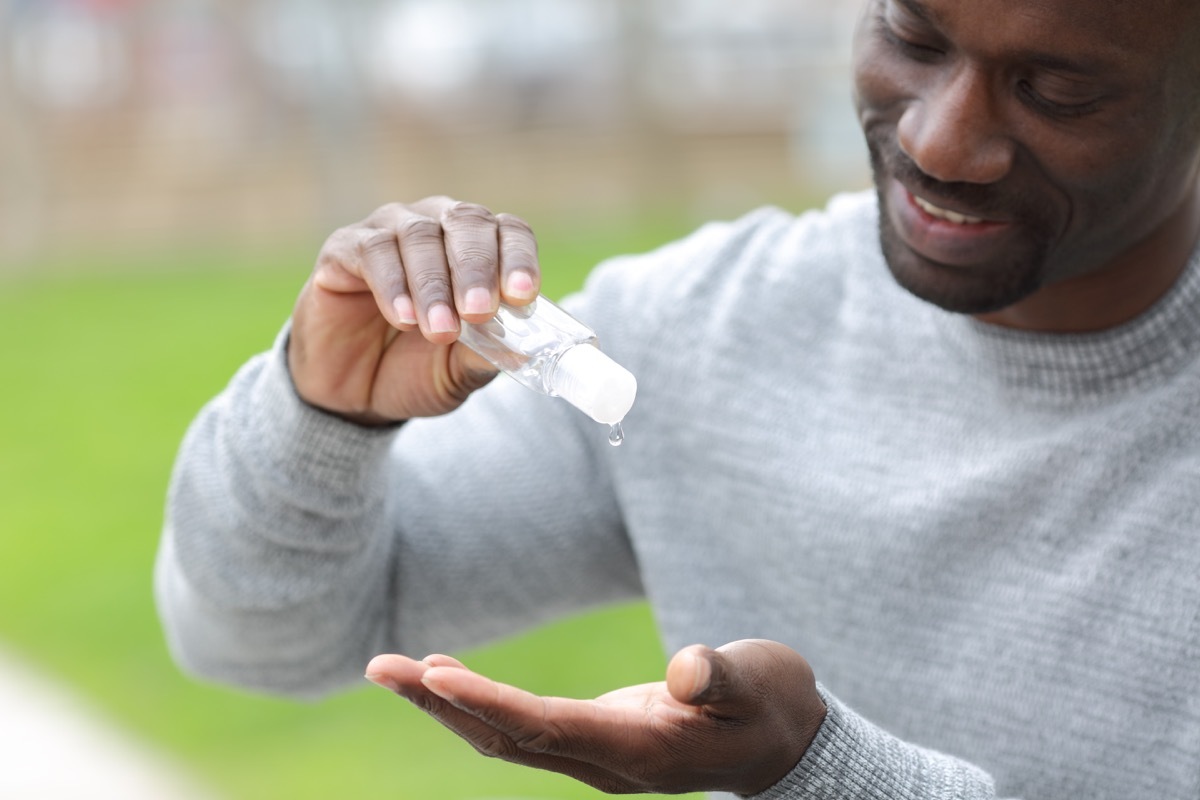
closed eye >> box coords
[1017,80,1102,119]
[875,10,944,63]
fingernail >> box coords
[365,672,400,693]
[427,303,458,334]
[689,652,712,699]
[505,271,536,300]
[393,296,417,325]
[463,287,492,316]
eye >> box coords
[875,9,944,63]
[1017,79,1102,119]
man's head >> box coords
[852,0,1200,329]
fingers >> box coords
[441,202,500,323]
[393,209,459,339]
[364,652,428,693]
[497,213,540,303]
[364,654,634,792]
[365,654,510,748]
[421,653,468,669]
[356,228,417,328]
[417,663,686,765]
[347,198,540,343]
[418,666,573,755]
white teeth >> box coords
[913,194,984,225]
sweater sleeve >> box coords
[155,326,403,698]
[744,686,1012,800]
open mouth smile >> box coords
[911,194,986,225]
[886,179,1020,268]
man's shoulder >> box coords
[696,188,880,265]
[581,189,881,306]
[566,190,891,364]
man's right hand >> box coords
[287,197,542,426]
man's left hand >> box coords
[365,639,826,796]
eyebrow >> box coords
[893,0,934,23]
[1022,52,1112,78]
[889,0,1117,78]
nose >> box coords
[897,64,1015,185]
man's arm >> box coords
[155,332,404,697]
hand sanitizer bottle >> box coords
[457,295,637,428]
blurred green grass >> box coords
[0,215,704,800]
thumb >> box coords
[666,639,814,715]
[446,340,501,396]
[665,644,720,707]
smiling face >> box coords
[853,0,1200,329]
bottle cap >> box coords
[552,344,637,425]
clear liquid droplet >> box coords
[607,422,625,447]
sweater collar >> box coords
[930,241,1200,403]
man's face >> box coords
[853,0,1200,316]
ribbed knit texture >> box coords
[157,191,1200,799]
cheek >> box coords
[1019,91,1172,199]
[1031,136,1137,196]
[852,43,919,127]
[1028,122,1170,231]
[1029,129,1190,275]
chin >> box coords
[876,212,1044,315]
[864,129,1060,316]
[886,260,1036,315]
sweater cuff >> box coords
[746,685,996,800]
[237,324,400,496]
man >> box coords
[156,1,1200,797]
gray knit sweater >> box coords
[156,191,1200,799]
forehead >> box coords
[902,0,1192,68]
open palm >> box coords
[366,640,826,796]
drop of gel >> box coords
[607,422,625,447]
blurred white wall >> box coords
[0,0,868,265]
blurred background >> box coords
[0,0,868,797]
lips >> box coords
[887,178,1018,268]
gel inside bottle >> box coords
[457,295,637,427]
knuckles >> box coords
[417,194,456,209]
[442,201,497,226]
[357,228,399,260]
[495,212,533,235]
[317,225,364,265]
[495,213,540,271]
[396,215,444,248]
[452,245,498,277]
[410,269,453,297]
[363,201,415,228]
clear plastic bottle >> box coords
[457,295,637,426]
